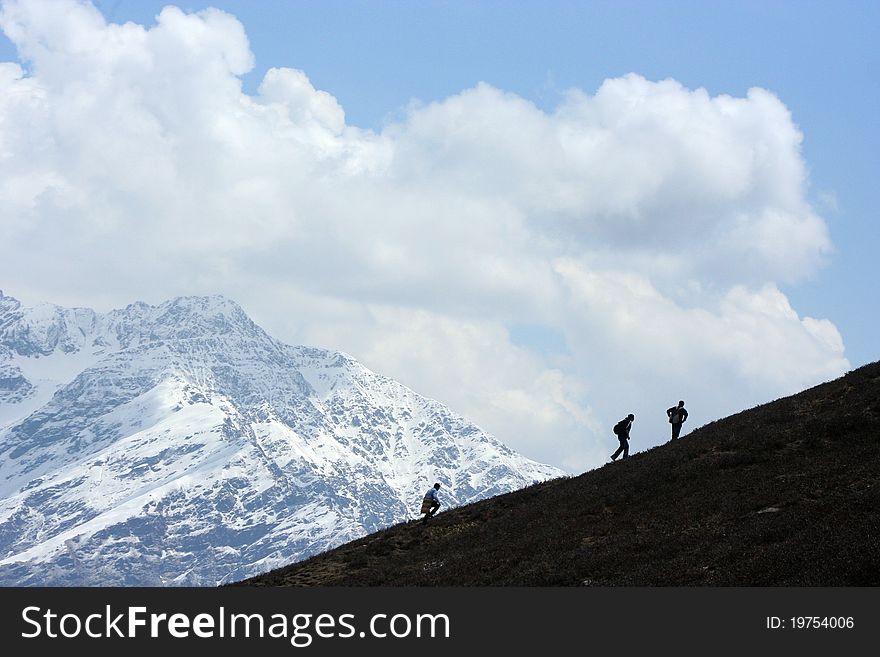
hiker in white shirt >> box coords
[420,483,441,523]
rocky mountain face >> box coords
[0,291,561,585]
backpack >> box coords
[613,419,627,436]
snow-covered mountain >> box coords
[0,291,561,585]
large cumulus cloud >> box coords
[0,0,848,471]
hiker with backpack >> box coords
[667,400,688,441]
[420,483,441,523]
[611,414,634,461]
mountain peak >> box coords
[138,294,259,340]
[0,292,562,585]
[162,293,247,317]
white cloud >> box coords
[289,305,603,472]
[0,0,848,471]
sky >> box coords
[0,0,876,472]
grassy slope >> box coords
[237,362,880,586]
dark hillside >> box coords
[237,362,880,586]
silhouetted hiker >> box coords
[420,483,441,523]
[667,400,688,441]
[611,414,634,461]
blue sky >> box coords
[0,0,876,470]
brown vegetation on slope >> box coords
[236,362,880,586]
